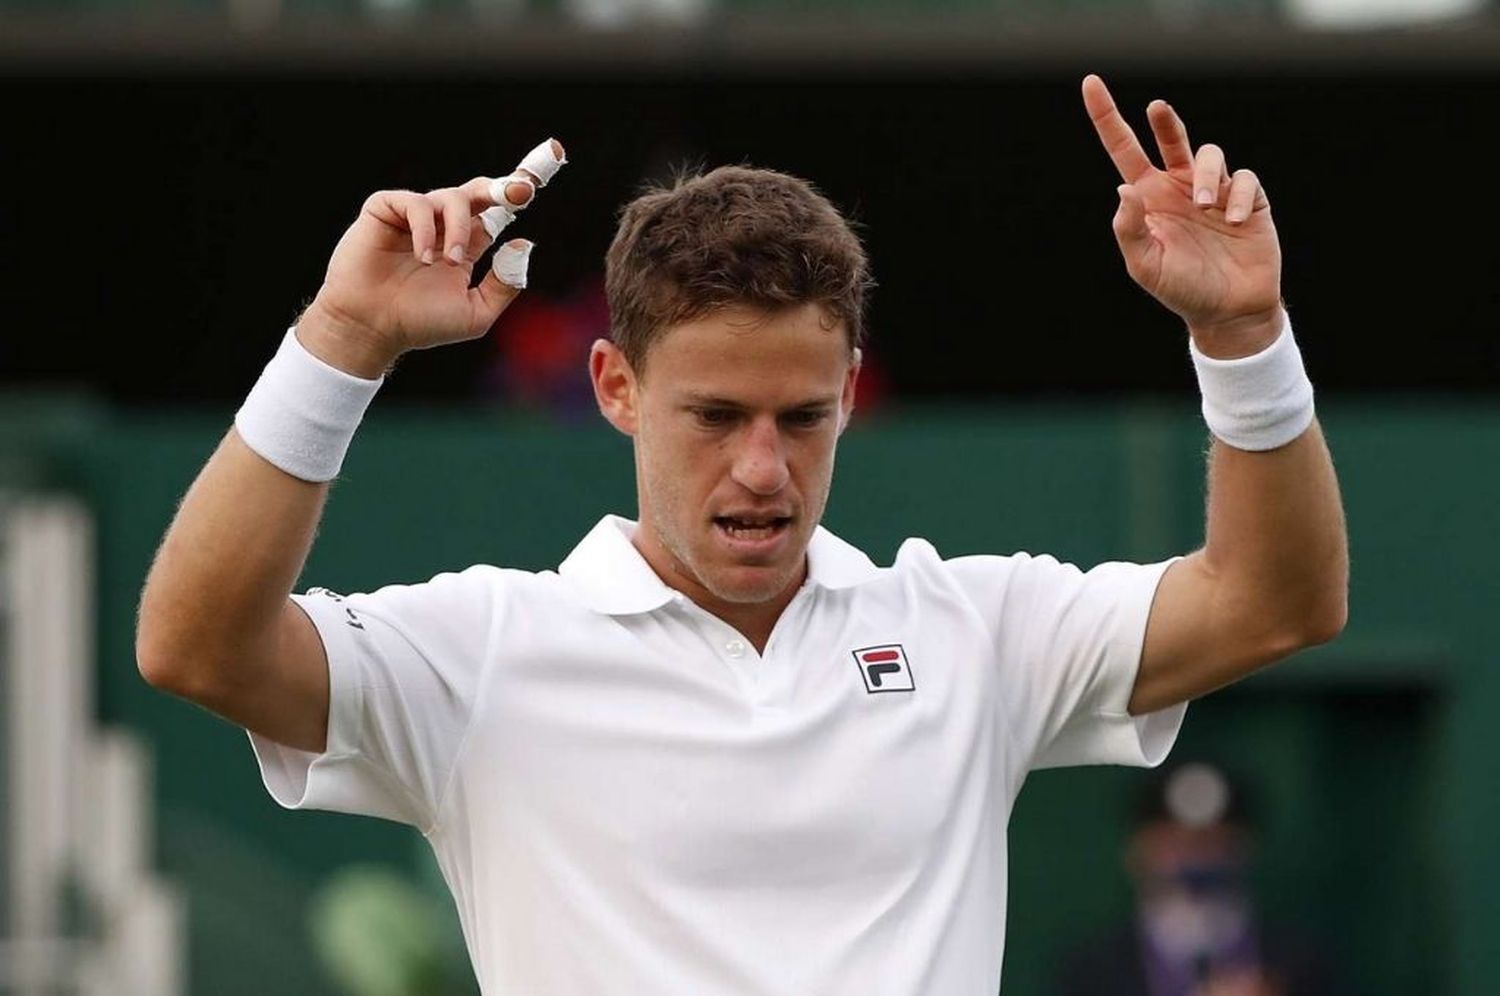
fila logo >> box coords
[307,587,364,630]
[852,644,916,694]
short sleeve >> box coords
[248,566,500,832]
[948,552,1186,771]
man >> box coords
[137,76,1347,994]
[1056,762,1338,996]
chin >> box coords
[700,561,800,606]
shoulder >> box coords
[309,562,576,632]
[882,538,1058,602]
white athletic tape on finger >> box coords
[486,173,536,212]
[478,140,565,238]
[480,205,512,239]
[493,241,533,289]
[480,176,537,239]
[516,138,566,187]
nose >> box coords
[730,415,791,496]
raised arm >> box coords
[136,141,566,752]
[1079,76,1348,715]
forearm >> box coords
[136,430,328,691]
[1187,305,1349,642]
[1200,420,1348,642]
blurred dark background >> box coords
[3,35,1498,406]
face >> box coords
[591,302,859,617]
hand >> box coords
[1082,76,1283,356]
[298,138,566,377]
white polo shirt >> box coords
[251,515,1185,995]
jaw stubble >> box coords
[635,435,836,609]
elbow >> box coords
[1304,598,1348,648]
[1302,572,1350,648]
[1276,590,1348,656]
[135,624,190,696]
[136,585,183,693]
[135,617,221,702]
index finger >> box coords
[1081,75,1153,183]
[452,138,569,214]
[472,138,568,240]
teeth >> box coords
[720,518,782,537]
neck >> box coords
[630,525,804,653]
[697,576,803,653]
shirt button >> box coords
[725,639,747,659]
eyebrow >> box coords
[677,393,840,412]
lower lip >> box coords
[713,520,793,558]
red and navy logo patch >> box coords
[852,643,915,694]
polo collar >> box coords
[557,515,882,616]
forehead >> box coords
[642,303,853,401]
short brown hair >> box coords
[604,165,872,374]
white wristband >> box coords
[1189,313,1315,452]
[234,328,384,482]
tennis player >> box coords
[137,76,1348,993]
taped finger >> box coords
[516,138,567,187]
[492,238,533,289]
[480,176,536,240]
[478,139,567,240]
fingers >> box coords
[364,189,440,264]
[514,137,567,188]
[1112,184,1154,281]
[430,187,473,265]
[1082,74,1153,183]
[480,138,568,241]
[468,239,534,328]
[1084,77,1266,225]
[491,239,534,291]
[1146,99,1194,174]
[1223,168,1268,224]
[1192,143,1229,207]
[359,138,565,267]
[479,179,536,241]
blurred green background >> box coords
[4,395,1493,994]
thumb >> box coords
[468,239,533,332]
[1111,183,1152,266]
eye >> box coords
[782,409,831,429]
[692,407,738,427]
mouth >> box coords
[711,514,795,555]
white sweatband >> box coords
[234,328,383,482]
[1190,313,1315,452]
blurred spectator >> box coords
[481,274,609,416]
[479,273,893,417]
[1056,762,1337,996]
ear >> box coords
[590,338,639,436]
[838,347,862,434]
